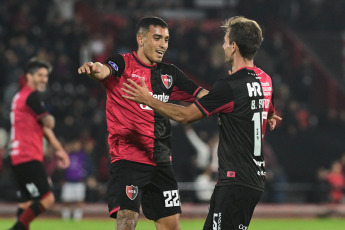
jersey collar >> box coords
[132,52,158,69]
[237,66,256,72]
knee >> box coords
[117,209,139,229]
[41,192,55,209]
[168,222,181,230]
[155,215,181,230]
[19,201,32,210]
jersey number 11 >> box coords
[252,112,262,157]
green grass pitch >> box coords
[1,218,345,229]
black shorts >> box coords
[203,185,263,230]
[11,160,51,202]
[107,160,182,221]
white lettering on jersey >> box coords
[213,212,222,230]
[257,170,266,176]
[250,99,271,110]
[247,82,262,97]
[131,74,146,80]
[253,159,265,167]
[239,224,248,230]
[140,92,170,110]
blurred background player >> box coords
[60,139,93,221]
[78,16,208,230]
[9,58,70,230]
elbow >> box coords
[173,108,199,125]
[177,116,193,126]
[180,119,192,126]
[42,114,55,129]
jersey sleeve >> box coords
[26,92,49,119]
[268,91,275,118]
[194,79,234,117]
[169,65,203,102]
[103,54,125,79]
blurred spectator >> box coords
[0,128,8,173]
[261,142,287,203]
[317,161,345,204]
[184,125,218,202]
[60,139,93,221]
[326,161,345,204]
[185,126,210,171]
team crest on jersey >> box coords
[126,185,138,200]
[161,74,173,89]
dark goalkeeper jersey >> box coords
[102,52,202,166]
[195,67,275,191]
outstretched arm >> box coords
[122,78,204,125]
[77,62,110,81]
[43,127,70,169]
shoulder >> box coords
[159,62,178,71]
[26,91,43,104]
[106,53,126,64]
[253,66,272,81]
[22,87,37,101]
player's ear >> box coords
[26,73,33,82]
[137,34,144,47]
[231,42,237,51]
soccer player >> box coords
[77,16,207,230]
[122,16,282,230]
[9,58,70,230]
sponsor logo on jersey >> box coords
[213,212,222,230]
[257,170,266,176]
[253,159,265,167]
[108,61,118,71]
[227,171,236,178]
[239,224,248,230]
[247,82,262,97]
[126,185,138,200]
[161,74,173,89]
[140,92,170,110]
[131,73,145,80]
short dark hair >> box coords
[24,57,52,75]
[135,16,168,35]
[222,16,263,60]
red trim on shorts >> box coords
[110,206,120,217]
[41,191,53,200]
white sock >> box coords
[73,208,83,221]
[61,207,71,220]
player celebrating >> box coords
[9,58,70,230]
[78,16,207,230]
[122,16,282,230]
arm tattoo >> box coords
[116,209,139,230]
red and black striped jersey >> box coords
[102,52,203,166]
[195,66,274,191]
[10,86,48,165]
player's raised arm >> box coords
[78,61,110,81]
